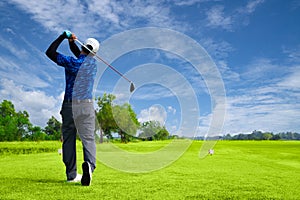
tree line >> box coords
[1,98,299,142]
[0,94,170,142]
[0,100,61,141]
[222,130,300,140]
[194,130,300,140]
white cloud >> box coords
[200,37,234,60]
[224,94,300,134]
[283,45,300,63]
[199,37,240,82]
[9,0,91,36]
[216,60,240,82]
[277,67,300,91]
[192,58,300,135]
[239,0,265,14]
[113,1,179,29]
[206,6,233,31]
[239,58,282,84]
[172,0,205,6]
[197,113,212,136]
[138,105,167,125]
[8,0,181,38]
[88,0,120,25]
[222,63,300,134]
[0,79,62,127]
[4,28,15,35]
[0,52,50,88]
[0,38,28,60]
[167,106,176,114]
[205,0,265,31]
[0,30,56,89]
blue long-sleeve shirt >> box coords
[46,34,97,101]
[56,53,97,100]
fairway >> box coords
[0,140,299,199]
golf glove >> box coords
[62,30,72,39]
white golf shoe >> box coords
[67,174,82,183]
[81,161,92,186]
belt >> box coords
[63,99,93,103]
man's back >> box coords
[73,56,97,100]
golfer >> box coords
[46,30,99,186]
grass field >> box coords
[0,140,299,199]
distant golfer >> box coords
[46,30,99,186]
[208,149,214,156]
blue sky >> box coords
[0,0,300,137]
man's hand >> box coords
[68,33,77,42]
[62,30,74,39]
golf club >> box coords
[75,39,135,93]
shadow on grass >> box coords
[5,177,67,185]
[25,178,86,187]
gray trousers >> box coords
[60,102,96,180]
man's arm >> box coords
[45,35,65,63]
[45,31,71,63]
[69,40,81,58]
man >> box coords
[46,30,99,186]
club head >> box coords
[130,82,135,93]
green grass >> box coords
[0,141,61,155]
[0,140,299,199]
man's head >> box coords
[82,38,100,54]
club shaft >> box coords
[75,39,132,83]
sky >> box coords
[0,0,300,137]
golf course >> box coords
[0,140,299,199]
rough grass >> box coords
[0,140,299,199]
[0,141,61,155]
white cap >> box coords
[84,38,100,53]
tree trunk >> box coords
[100,129,103,144]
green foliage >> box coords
[139,121,169,141]
[223,130,300,140]
[28,126,47,141]
[96,94,140,143]
[0,100,32,141]
[112,103,140,143]
[157,127,169,140]
[139,121,160,139]
[44,116,62,140]
[96,93,117,139]
[0,100,62,141]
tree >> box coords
[156,126,169,140]
[0,100,32,141]
[262,132,273,140]
[96,94,140,143]
[139,121,161,140]
[0,100,18,141]
[44,116,61,140]
[96,93,118,142]
[16,110,32,140]
[251,130,263,140]
[271,134,281,140]
[112,103,140,143]
[223,134,232,140]
[139,120,169,141]
[28,126,47,141]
